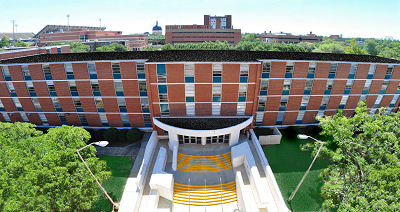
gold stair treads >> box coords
[177,152,232,172]
[173,181,237,206]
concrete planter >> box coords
[258,127,282,145]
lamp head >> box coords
[297,134,309,140]
[93,141,109,147]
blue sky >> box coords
[0,0,399,39]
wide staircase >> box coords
[173,181,237,206]
[177,152,232,173]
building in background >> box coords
[152,21,162,35]
[165,15,241,44]
[0,32,36,43]
[0,50,399,132]
[258,31,323,44]
[0,45,70,60]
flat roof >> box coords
[1,50,399,64]
[156,117,249,130]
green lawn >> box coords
[90,155,133,212]
[262,133,330,212]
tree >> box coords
[65,41,90,53]
[302,102,400,211]
[161,43,175,50]
[363,39,378,55]
[0,123,110,211]
[298,42,316,52]
[143,45,158,51]
[344,38,368,55]
[0,36,9,48]
[312,41,345,53]
[12,40,28,47]
[96,43,127,52]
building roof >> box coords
[0,32,35,40]
[34,25,106,38]
[152,21,162,31]
[1,50,399,64]
[155,117,249,130]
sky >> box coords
[0,0,399,39]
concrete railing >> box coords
[172,143,178,171]
[258,127,282,145]
[149,147,174,201]
[235,171,259,212]
[136,131,158,190]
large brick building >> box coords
[0,50,399,134]
[258,32,323,44]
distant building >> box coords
[165,15,241,44]
[0,45,70,60]
[152,21,162,35]
[0,32,35,42]
[258,31,323,44]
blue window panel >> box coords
[285,73,293,78]
[362,90,369,94]
[367,74,374,79]
[328,73,336,79]
[307,73,315,78]
[140,91,148,96]
[257,107,265,112]
[61,121,68,125]
[304,90,311,95]
[45,75,53,80]
[319,105,326,110]
[186,97,194,102]
[24,76,31,80]
[160,104,169,112]
[97,108,105,112]
[113,74,121,79]
[240,77,248,83]
[339,105,345,109]
[102,123,109,127]
[137,73,146,79]
[212,96,221,102]
[282,90,290,95]
[348,74,355,79]
[50,91,57,96]
[344,90,351,94]
[213,76,222,83]
[185,77,194,83]
[142,108,150,113]
[119,108,127,113]
[36,108,43,112]
[396,90,400,94]
[67,75,74,80]
[300,106,307,110]
[29,92,37,97]
[261,73,270,78]
[324,90,331,95]
[144,123,153,127]
[295,120,302,124]
[17,107,24,111]
[385,75,391,79]
[70,91,79,96]
[276,121,283,125]
[93,91,101,96]
[380,90,386,94]
[5,76,12,81]
[89,74,98,79]
[389,104,395,107]
[123,123,131,127]
[10,93,17,97]
[238,96,246,102]
[374,104,379,108]
[279,106,286,111]
[76,108,84,112]
[259,90,268,96]
[157,64,166,74]
[158,85,167,94]
[55,108,63,112]
[0,108,5,111]
[116,91,124,96]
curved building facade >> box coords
[0,50,399,135]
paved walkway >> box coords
[94,132,151,157]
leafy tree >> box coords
[143,45,158,51]
[312,41,345,53]
[65,41,90,53]
[298,42,316,52]
[363,39,378,55]
[161,43,175,50]
[302,102,400,211]
[344,38,368,55]
[0,36,9,48]
[12,40,28,47]
[0,123,110,211]
[96,43,127,52]
[241,33,260,42]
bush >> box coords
[126,128,144,143]
[285,126,298,139]
[103,128,119,143]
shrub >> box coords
[103,128,119,143]
[126,128,144,143]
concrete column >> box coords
[172,143,178,171]
[168,131,178,151]
[229,130,240,146]
[201,136,206,145]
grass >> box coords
[261,131,330,212]
[90,155,133,212]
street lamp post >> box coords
[288,134,325,202]
[76,141,119,210]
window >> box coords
[237,103,246,115]
[212,64,222,83]
[1,112,11,122]
[329,63,337,78]
[186,103,195,116]
[325,79,334,94]
[304,79,313,94]
[88,63,97,79]
[121,113,130,127]
[26,81,36,96]
[296,111,306,124]
[300,96,310,110]
[359,95,367,102]
[31,98,42,112]
[339,95,349,109]
[143,114,152,127]
[1,66,11,81]
[6,82,16,96]
[138,81,147,96]
[258,97,266,111]
[12,98,23,111]
[47,81,57,96]
[99,113,108,127]
[363,79,372,94]
[72,97,83,112]
[256,112,264,125]
[159,94,168,102]
[21,65,31,80]
[279,96,288,111]
[38,113,48,125]
[158,85,167,94]
[94,97,105,112]
[20,112,29,122]
[184,64,195,83]
[260,79,269,95]
[184,84,195,102]
[51,97,62,112]
[90,80,101,96]
[307,62,316,78]
[317,110,325,120]
[320,96,330,110]
[212,84,222,102]
[117,97,127,112]
[344,79,354,94]
[68,81,78,96]
[114,80,124,96]
[238,84,247,102]
[276,112,285,125]
[373,95,384,112]
[380,80,389,94]
[385,65,394,79]
[136,63,145,79]
[157,64,167,83]
[285,62,294,78]
[282,79,291,95]
[0,100,5,111]
[212,103,221,116]
[65,63,74,79]
[77,114,88,126]
[262,62,271,78]
[349,64,358,78]
[368,64,376,79]
[140,98,149,113]
[240,64,249,82]
[41,64,52,80]
[160,103,169,116]
[111,62,121,79]
[389,95,399,107]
